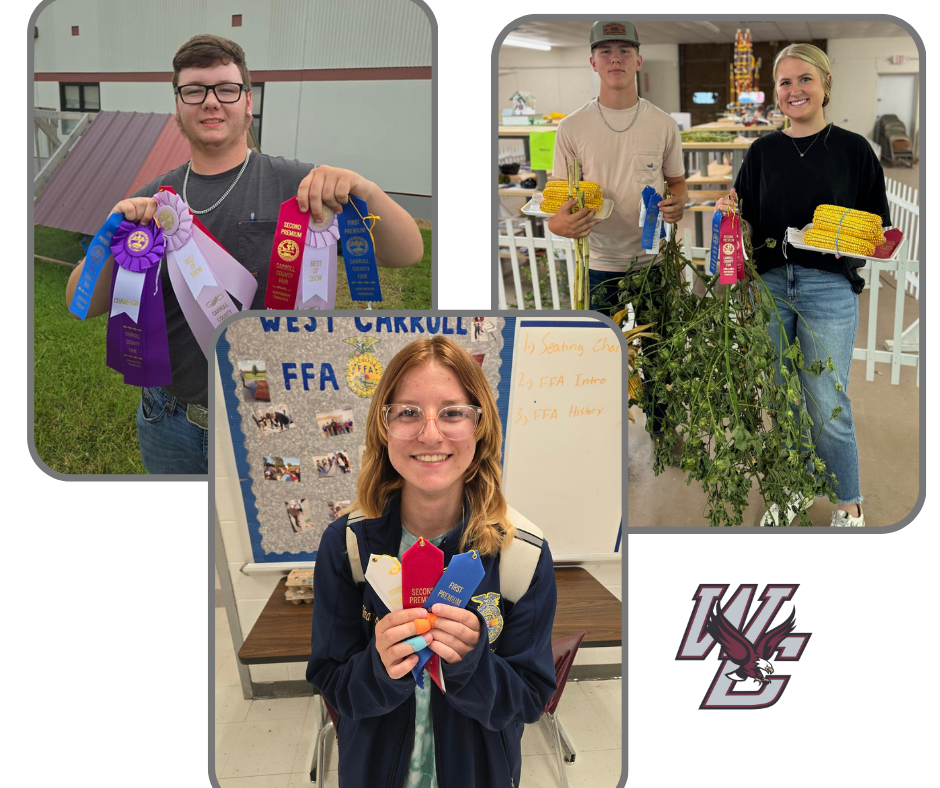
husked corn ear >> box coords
[811,205,885,246]
[803,228,875,257]
[540,181,604,213]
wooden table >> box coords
[239,566,621,664]
[690,121,781,135]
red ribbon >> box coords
[401,537,445,691]
[265,196,308,308]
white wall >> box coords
[825,36,921,143]
[497,44,679,116]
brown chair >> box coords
[543,631,587,788]
[311,696,339,785]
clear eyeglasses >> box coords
[175,83,248,104]
[382,404,481,440]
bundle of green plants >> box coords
[616,217,841,527]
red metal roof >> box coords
[34,111,191,235]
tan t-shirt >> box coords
[552,98,685,272]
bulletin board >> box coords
[217,314,622,563]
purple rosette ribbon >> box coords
[106,219,173,387]
[154,190,257,355]
[297,207,339,309]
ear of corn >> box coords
[540,180,604,213]
[811,205,885,246]
[803,228,876,257]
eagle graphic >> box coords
[705,601,797,685]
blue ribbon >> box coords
[69,212,125,319]
[641,186,662,250]
[337,195,383,303]
[709,210,723,275]
[411,550,486,686]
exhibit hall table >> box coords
[682,140,752,181]
[239,566,621,778]
[690,121,782,135]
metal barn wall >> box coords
[33,0,431,73]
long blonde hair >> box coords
[352,336,513,555]
[773,43,832,108]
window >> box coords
[250,83,263,147]
[59,82,100,135]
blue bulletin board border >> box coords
[217,326,319,564]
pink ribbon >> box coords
[154,188,257,356]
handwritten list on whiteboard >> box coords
[502,318,623,558]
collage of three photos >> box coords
[27,4,923,788]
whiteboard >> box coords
[502,317,623,558]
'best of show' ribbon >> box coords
[299,207,340,309]
[154,188,257,356]
[69,212,125,320]
[106,219,173,387]
[336,195,383,303]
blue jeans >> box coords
[136,387,209,475]
[588,268,621,314]
[761,265,861,504]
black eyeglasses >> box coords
[175,83,248,104]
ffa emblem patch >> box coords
[472,592,503,644]
[343,336,383,398]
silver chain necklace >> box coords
[788,123,830,158]
[183,149,252,215]
[594,98,641,133]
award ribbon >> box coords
[298,206,340,309]
[265,197,307,308]
[106,219,172,387]
[336,195,383,304]
[153,188,257,356]
[401,537,444,690]
[640,186,664,253]
[365,554,403,613]
[709,210,723,276]
[69,212,124,319]
[411,550,486,690]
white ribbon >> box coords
[110,266,145,323]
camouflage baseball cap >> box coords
[590,21,640,50]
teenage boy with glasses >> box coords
[66,34,424,475]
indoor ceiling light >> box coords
[503,35,552,51]
[697,22,722,34]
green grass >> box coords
[32,224,432,475]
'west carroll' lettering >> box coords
[352,316,469,335]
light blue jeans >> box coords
[136,387,209,475]
[761,265,862,504]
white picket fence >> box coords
[497,177,919,385]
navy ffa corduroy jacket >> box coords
[306,497,557,788]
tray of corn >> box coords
[787,205,902,262]
[522,180,613,220]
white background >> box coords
[12,3,936,788]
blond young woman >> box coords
[717,44,891,528]
[307,336,557,788]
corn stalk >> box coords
[568,158,591,309]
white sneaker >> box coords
[830,507,865,527]
[759,492,814,527]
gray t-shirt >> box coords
[131,152,314,404]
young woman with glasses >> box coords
[307,336,557,788]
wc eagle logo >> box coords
[676,584,811,709]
